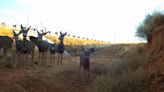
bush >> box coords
[136,11,164,43]
[92,44,149,92]
[92,68,149,92]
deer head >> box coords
[59,31,67,43]
[36,28,50,40]
[20,25,31,39]
[13,30,22,41]
[81,46,95,58]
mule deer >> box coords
[13,25,35,66]
[49,43,57,64]
[29,36,50,64]
[0,36,13,55]
[31,28,50,64]
[56,31,67,65]
[79,46,95,79]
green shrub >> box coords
[136,11,164,42]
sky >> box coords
[0,0,163,43]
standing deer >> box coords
[29,36,50,64]
[79,46,95,79]
[0,23,13,56]
[29,29,50,64]
[0,36,13,56]
[13,25,35,66]
[13,30,22,65]
[56,31,67,65]
[49,42,57,64]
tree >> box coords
[136,14,153,43]
[136,11,164,43]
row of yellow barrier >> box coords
[0,25,110,45]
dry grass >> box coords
[0,44,150,92]
[91,43,150,92]
[92,67,149,92]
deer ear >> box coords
[18,30,22,35]
[20,25,23,30]
[81,46,85,52]
[64,32,67,36]
[60,31,62,35]
[41,30,44,33]
[46,31,51,34]
[42,31,49,35]
[13,30,16,35]
[89,47,95,53]
[26,26,31,31]
[37,30,40,34]
[33,28,37,31]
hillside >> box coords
[0,44,143,92]
[145,24,164,92]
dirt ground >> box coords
[0,45,111,92]
[0,57,91,92]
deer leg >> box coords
[57,54,59,65]
[43,52,45,64]
[14,53,17,68]
[60,54,63,64]
[50,53,52,64]
[50,53,54,64]
[83,69,87,78]
[42,52,46,64]
[44,52,47,64]
[87,62,90,80]
[31,52,34,66]
[79,64,82,76]
[43,52,46,64]
[17,53,20,65]
[21,54,24,65]
[42,52,44,64]
[23,54,26,65]
[24,54,27,65]
[87,69,90,80]
[19,53,23,65]
[39,52,41,64]
[3,49,6,56]
[44,52,47,63]
[40,52,42,64]
[20,54,24,65]
[54,53,56,64]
